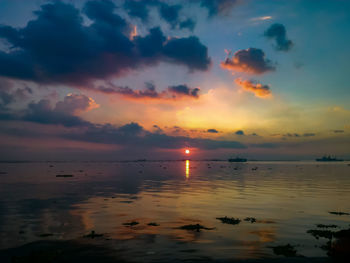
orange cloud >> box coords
[235,78,271,98]
[221,48,275,74]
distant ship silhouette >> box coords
[316,155,343,162]
[228,157,247,162]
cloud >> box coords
[0,1,211,85]
[303,133,316,137]
[333,130,344,133]
[283,133,316,138]
[0,78,33,113]
[158,2,182,28]
[124,0,150,22]
[124,1,196,30]
[0,90,14,108]
[1,93,98,127]
[235,78,271,98]
[251,16,272,22]
[221,48,275,74]
[0,92,247,151]
[94,82,201,100]
[54,93,99,115]
[207,129,219,133]
[22,99,92,127]
[264,23,293,51]
[65,123,246,150]
[163,36,211,71]
[283,133,300,137]
[179,18,196,31]
[167,85,200,98]
[198,0,239,17]
[235,130,244,135]
[96,83,159,99]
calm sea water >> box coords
[0,161,349,261]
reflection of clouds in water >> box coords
[0,161,350,259]
[250,228,276,243]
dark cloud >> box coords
[0,78,33,114]
[153,124,163,133]
[333,130,344,133]
[0,1,210,85]
[22,99,91,127]
[199,0,239,17]
[167,84,200,98]
[94,82,201,99]
[264,23,293,52]
[0,90,14,107]
[54,93,99,115]
[207,129,219,133]
[104,83,159,99]
[124,1,194,30]
[283,133,316,138]
[179,18,196,31]
[158,2,182,28]
[84,0,129,32]
[0,95,246,151]
[117,122,144,135]
[303,133,316,137]
[235,130,244,135]
[65,123,246,150]
[284,133,300,137]
[221,48,275,74]
[124,0,150,22]
[163,36,211,71]
[0,93,98,127]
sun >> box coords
[185,149,190,154]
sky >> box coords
[0,0,349,161]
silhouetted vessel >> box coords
[228,157,247,162]
[316,155,343,162]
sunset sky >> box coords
[0,0,349,160]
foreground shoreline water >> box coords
[0,161,349,262]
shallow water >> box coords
[0,161,349,261]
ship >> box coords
[228,157,247,162]
[316,155,344,162]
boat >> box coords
[316,155,343,162]
[228,157,247,162]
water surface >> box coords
[0,161,349,261]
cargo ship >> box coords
[228,157,247,162]
[316,155,343,162]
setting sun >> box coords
[185,149,190,154]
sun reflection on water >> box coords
[185,160,190,179]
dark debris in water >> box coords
[244,217,257,223]
[83,230,103,238]
[313,228,350,260]
[38,233,53,238]
[268,244,298,257]
[216,216,241,225]
[329,211,350,216]
[316,224,338,228]
[147,222,159,226]
[55,174,74,178]
[123,221,139,227]
[307,229,334,240]
[1,240,129,263]
[177,224,214,232]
